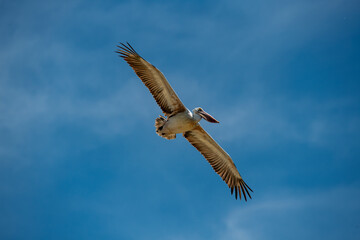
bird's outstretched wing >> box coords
[116,43,186,117]
[183,125,253,201]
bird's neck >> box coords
[192,110,202,122]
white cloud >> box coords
[208,95,360,153]
[0,79,154,138]
[219,185,360,240]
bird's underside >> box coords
[116,42,253,201]
[155,109,199,139]
[155,115,177,139]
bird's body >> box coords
[158,109,199,135]
[116,42,253,201]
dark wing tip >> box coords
[232,179,253,202]
[243,181,253,192]
[115,42,139,58]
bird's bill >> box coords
[199,110,219,123]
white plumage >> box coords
[116,42,252,201]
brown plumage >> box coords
[116,42,252,201]
[184,125,252,200]
[116,42,186,117]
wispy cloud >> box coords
[219,185,360,240]
[1,1,359,240]
[214,95,360,150]
[0,80,153,138]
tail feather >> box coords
[162,133,176,140]
[155,115,176,140]
[155,115,166,131]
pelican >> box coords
[116,43,252,201]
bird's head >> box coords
[193,107,219,123]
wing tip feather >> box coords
[115,42,139,58]
[183,127,253,202]
[233,179,252,202]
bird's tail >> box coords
[155,115,176,140]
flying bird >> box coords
[116,42,252,201]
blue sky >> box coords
[1,0,360,239]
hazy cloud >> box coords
[219,185,360,240]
